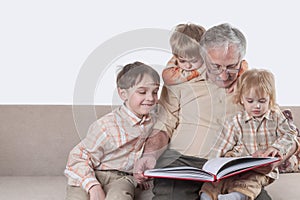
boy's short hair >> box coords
[169,23,206,59]
[117,61,160,89]
[234,69,276,109]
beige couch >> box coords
[0,105,299,200]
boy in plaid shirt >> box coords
[64,62,160,200]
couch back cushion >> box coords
[0,105,299,176]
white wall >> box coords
[1,0,299,105]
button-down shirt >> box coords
[64,105,154,192]
[154,74,242,158]
[208,109,298,179]
[208,109,297,158]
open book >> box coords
[144,156,280,182]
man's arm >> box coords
[133,130,169,184]
[143,129,169,158]
[133,84,180,184]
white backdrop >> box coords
[1,0,299,105]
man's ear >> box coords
[117,88,128,101]
[238,60,248,76]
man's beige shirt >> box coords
[154,75,242,158]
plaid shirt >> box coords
[209,108,298,159]
[64,105,154,192]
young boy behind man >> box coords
[162,23,206,85]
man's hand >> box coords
[133,130,168,185]
[89,185,105,200]
[138,180,154,190]
[133,156,156,185]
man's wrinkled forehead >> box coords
[205,45,240,61]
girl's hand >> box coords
[261,147,282,158]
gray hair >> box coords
[200,23,246,60]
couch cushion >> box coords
[278,109,300,173]
[1,174,299,200]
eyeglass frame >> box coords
[206,60,241,75]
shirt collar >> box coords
[120,104,151,126]
[243,110,273,123]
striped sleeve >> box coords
[208,119,238,159]
[64,120,107,193]
[272,111,298,156]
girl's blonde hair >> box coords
[234,69,276,109]
[169,23,205,59]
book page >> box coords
[202,157,243,175]
[144,166,215,182]
[216,157,279,179]
[203,156,279,179]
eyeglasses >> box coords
[207,61,241,75]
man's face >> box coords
[205,45,240,88]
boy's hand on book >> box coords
[133,156,156,184]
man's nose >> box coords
[218,70,229,80]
